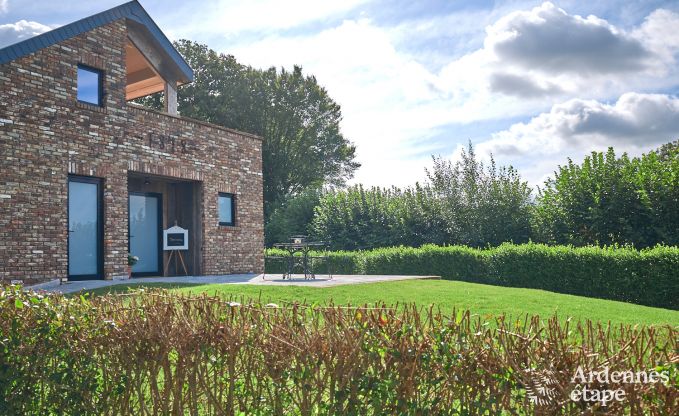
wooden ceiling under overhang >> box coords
[125,41,165,100]
[124,19,191,101]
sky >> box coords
[2,0,679,189]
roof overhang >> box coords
[125,19,190,99]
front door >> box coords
[129,192,162,276]
[68,176,103,280]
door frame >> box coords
[128,191,163,277]
[67,175,104,281]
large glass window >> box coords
[77,65,103,106]
[68,176,102,279]
[218,193,235,226]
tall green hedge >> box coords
[266,243,679,309]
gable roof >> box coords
[0,0,193,83]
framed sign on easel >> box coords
[163,224,189,275]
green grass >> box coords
[84,280,679,327]
[86,282,202,295]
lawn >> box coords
[85,279,679,327]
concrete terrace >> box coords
[28,274,441,294]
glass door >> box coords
[129,192,162,276]
[68,176,103,280]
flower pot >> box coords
[127,265,132,279]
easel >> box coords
[165,249,189,276]
[163,221,189,276]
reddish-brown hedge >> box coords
[0,286,676,415]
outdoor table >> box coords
[271,239,329,279]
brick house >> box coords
[0,1,264,284]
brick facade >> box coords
[0,19,264,284]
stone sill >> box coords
[76,100,107,114]
[218,225,241,231]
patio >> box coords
[28,274,440,294]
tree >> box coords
[633,140,679,246]
[265,188,322,246]
[310,184,447,250]
[310,143,532,250]
[426,143,533,247]
[532,142,679,247]
[135,40,359,217]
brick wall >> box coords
[0,19,264,283]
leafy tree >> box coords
[426,143,533,247]
[265,188,322,246]
[135,40,359,217]
[532,142,678,247]
[310,184,446,250]
[633,140,679,245]
[655,140,679,160]
[310,143,531,250]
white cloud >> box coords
[631,8,679,75]
[0,0,7,14]
[0,20,52,48]
[487,2,650,75]
[473,93,679,185]
[437,2,679,103]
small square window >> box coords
[218,193,235,226]
[77,65,103,106]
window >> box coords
[77,65,103,106]
[218,193,235,226]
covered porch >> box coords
[127,172,203,277]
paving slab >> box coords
[27,274,440,294]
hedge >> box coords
[1,287,676,415]
[266,243,679,309]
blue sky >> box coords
[2,0,679,188]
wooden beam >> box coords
[126,82,165,100]
[164,80,177,116]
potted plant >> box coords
[127,254,139,278]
